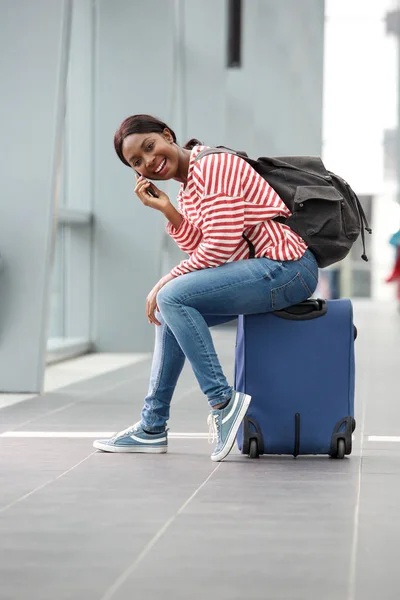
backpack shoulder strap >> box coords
[194,146,240,163]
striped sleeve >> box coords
[169,195,246,276]
[166,217,203,255]
[169,153,247,277]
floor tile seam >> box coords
[99,463,221,600]
[0,450,97,516]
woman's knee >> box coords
[156,279,182,310]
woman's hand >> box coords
[135,175,171,212]
[146,273,175,326]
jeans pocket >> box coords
[271,272,313,310]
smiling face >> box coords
[121,129,179,180]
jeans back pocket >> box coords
[271,272,314,310]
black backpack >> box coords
[194,147,371,268]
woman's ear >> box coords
[163,128,174,144]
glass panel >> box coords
[46,1,93,363]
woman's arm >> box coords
[162,203,183,229]
[163,203,203,255]
[134,178,203,255]
[169,193,245,277]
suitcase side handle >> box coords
[273,299,327,320]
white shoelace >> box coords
[114,421,140,440]
[207,413,220,444]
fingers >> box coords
[134,176,152,201]
[146,281,166,326]
[135,176,148,189]
[146,297,161,326]
[148,312,161,326]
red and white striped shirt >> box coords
[167,146,308,278]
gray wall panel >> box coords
[251,0,325,156]
[182,0,227,146]
[0,0,71,392]
[93,0,176,351]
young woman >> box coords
[93,114,319,462]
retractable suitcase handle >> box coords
[273,299,327,320]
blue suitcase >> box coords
[235,299,356,459]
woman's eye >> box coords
[146,142,154,151]
[133,159,141,167]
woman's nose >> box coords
[146,156,156,170]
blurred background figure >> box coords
[385,228,400,308]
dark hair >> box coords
[184,138,202,150]
[114,114,202,166]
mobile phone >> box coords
[135,171,158,197]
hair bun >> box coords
[184,138,202,150]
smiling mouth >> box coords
[154,158,167,174]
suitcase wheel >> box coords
[330,417,354,457]
[248,439,259,459]
[336,438,346,459]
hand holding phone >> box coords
[134,174,170,212]
[134,172,158,197]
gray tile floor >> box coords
[1,300,400,600]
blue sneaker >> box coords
[207,391,251,462]
[93,422,168,453]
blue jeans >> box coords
[141,249,318,432]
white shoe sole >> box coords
[211,393,252,462]
[93,441,168,453]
